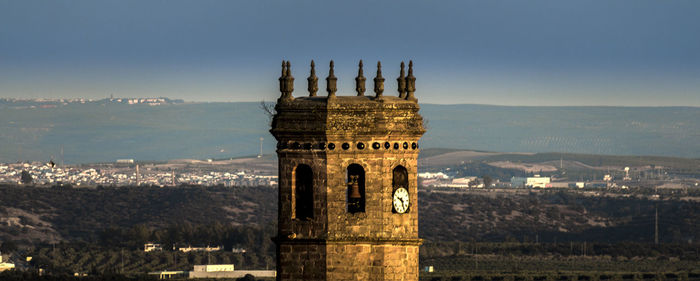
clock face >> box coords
[392,187,410,214]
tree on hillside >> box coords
[237,274,257,281]
[236,274,255,281]
[20,170,32,184]
[0,240,17,253]
[482,176,493,188]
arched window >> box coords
[346,164,365,213]
[392,165,409,213]
[393,165,408,190]
[293,164,313,220]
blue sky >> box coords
[1,0,699,106]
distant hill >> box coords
[1,185,697,246]
[419,104,699,159]
[1,102,698,163]
[418,148,700,177]
[3,185,697,276]
[0,185,277,245]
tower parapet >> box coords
[276,60,419,102]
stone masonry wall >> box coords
[325,150,419,240]
[277,242,327,281]
[278,152,329,239]
[325,243,419,281]
[272,96,425,281]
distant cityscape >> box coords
[419,167,700,190]
[0,160,277,187]
[0,96,185,109]
[3,158,699,191]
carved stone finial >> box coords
[281,60,286,77]
[308,60,318,97]
[278,60,293,101]
[326,60,337,97]
[373,61,384,98]
[405,60,416,102]
[397,61,407,98]
[355,60,366,96]
[279,60,286,94]
[285,61,294,98]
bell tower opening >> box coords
[393,165,408,189]
[346,164,365,213]
[293,164,313,220]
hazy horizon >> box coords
[1,103,698,163]
[1,1,699,107]
[6,97,700,108]
[0,97,700,108]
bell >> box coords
[349,175,362,199]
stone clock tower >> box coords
[271,59,425,281]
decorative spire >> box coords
[307,60,318,97]
[284,61,294,99]
[355,60,366,96]
[278,60,294,101]
[326,60,337,97]
[373,61,384,98]
[405,60,416,102]
[397,61,407,98]
[279,60,286,95]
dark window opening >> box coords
[294,164,313,220]
[346,164,366,213]
[392,165,409,213]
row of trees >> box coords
[28,245,273,276]
[0,271,261,281]
[97,222,275,254]
[421,241,700,260]
[421,272,700,281]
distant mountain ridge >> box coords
[420,104,699,159]
[0,102,698,163]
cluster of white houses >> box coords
[149,264,275,279]
[418,172,612,189]
[418,172,481,188]
[0,162,277,187]
[0,254,15,272]
[144,243,246,254]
